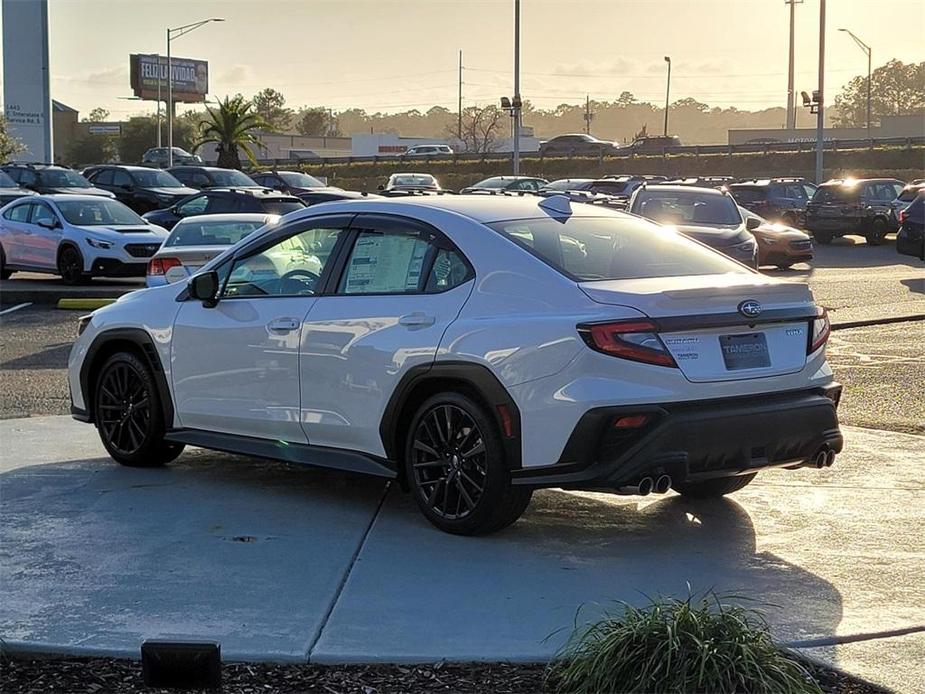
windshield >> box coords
[633,190,742,226]
[391,174,437,187]
[280,172,325,188]
[210,170,258,187]
[56,199,146,226]
[131,169,185,188]
[472,177,508,189]
[260,200,305,215]
[0,171,17,187]
[166,219,269,247]
[488,216,747,281]
[42,169,92,188]
[812,185,857,203]
[544,179,591,191]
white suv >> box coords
[0,195,168,283]
[68,195,843,534]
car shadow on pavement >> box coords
[900,278,925,295]
[0,343,71,370]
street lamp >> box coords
[839,28,872,139]
[512,0,521,175]
[663,56,671,137]
[167,18,224,167]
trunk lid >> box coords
[580,274,815,382]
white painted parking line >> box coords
[0,302,32,316]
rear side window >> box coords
[3,203,32,222]
[338,229,432,294]
[729,188,764,204]
[487,216,748,281]
[166,220,267,247]
[94,170,114,185]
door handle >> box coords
[267,317,300,332]
[399,312,436,328]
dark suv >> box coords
[805,178,906,245]
[1,163,115,198]
[896,192,924,261]
[0,169,37,206]
[142,147,202,167]
[728,177,817,226]
[142,188,305,231]
[83,165,198,213]
[167,166,259,190]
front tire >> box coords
[813,231,834,245]
[94,351,184,467]
[672,473,757,499]
[866,218,888,246]
[58,245,88,285]
[405,392,532,535]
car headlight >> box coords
[730,239,756,253]
[85,237,113,249]
[156,193,174,202]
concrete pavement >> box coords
[1,416,922,691]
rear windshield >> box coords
[280,172,325,188]
[132,169,185,188]
[633,189,742,226]
[897,187,922,202]
[544,179,591,191]
[260,199,304,215]
[166,219,268,247]
[41,169,91,187]
[812,185,856,203]
[487,216,747,281]
[210,170,258,187]
[472,177,508,189]
[0,171,17,187]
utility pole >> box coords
[458,50,463,142]
[584,94,592,134]
[663,56,671,137]
[512,0,521,175]
[785,0,802,130]
[815,0,825,183]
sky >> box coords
[1,0,923,121]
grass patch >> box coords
[546,593,822,694]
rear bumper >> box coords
[761,250,813,265]
[511,386,843,489]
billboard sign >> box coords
[130,54,208,102]
[88,124,122,135]
[2,0,53,162]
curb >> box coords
[0,288,136,306]
[56,298,117,310]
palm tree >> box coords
[193,95,269,169]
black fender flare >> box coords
[79,328,174,427]
[380,361,522,470]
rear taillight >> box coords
[148,257,181,276]
[578,320,677,367]
[808,308,830,354]
[899,210,908,224]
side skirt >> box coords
[164,428,397,479]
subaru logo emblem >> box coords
[738,300,762,318]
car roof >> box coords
[35,194,122,202]
[169,166,235,172]
[173,213,275,225]
[285,193,625,225]
[636,184,726,195]
[94,164,164,172]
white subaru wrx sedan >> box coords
[67,195,842,534]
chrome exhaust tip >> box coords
[637,477,654,496]
[825,449,836,467]
[813,447,829,468]
[654,475,672,494]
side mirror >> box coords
[745,217,761,231]
[188,270,219,308]
[37,218,59,230]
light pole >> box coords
[815,0,825,184]
[785,0,803,130]
[167,18,224,167]
[512,0,521,175]
[663,56,671,137]
[839,28,872,139]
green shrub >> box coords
[546,593,822,694]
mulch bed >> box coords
[0,656,889,693]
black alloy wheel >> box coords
[405,392,532,535]
[94,352,184,467]
[58,245,86,285]
[866,218,888,246]
[410,403,488,521]
[0,245,11,280]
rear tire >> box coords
[866,219,888,246]
[776,263,793,270]
[94,351,184,467]
[404,392,532,535]
[58,245,89,285]
[0,245,12,280]
[813,231,834,245]
[672,473,757,499]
